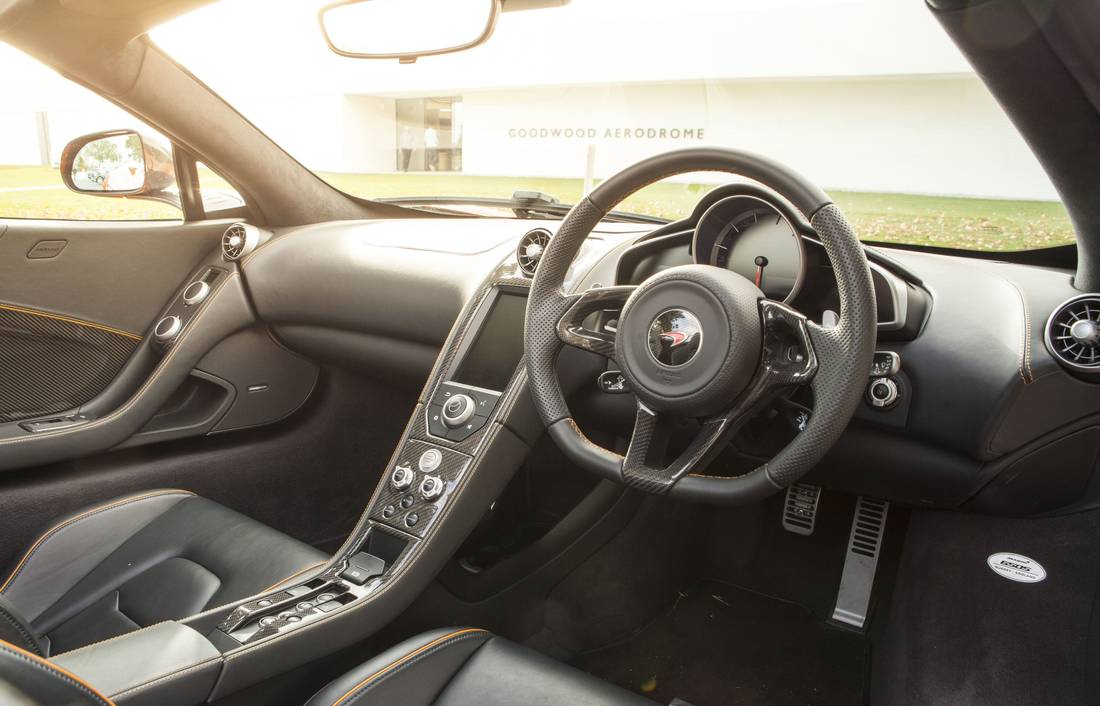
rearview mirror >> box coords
[319,0,499,63]
[60,130,175,197]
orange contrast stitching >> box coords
[331,629,488,706]
[0,302,142,340]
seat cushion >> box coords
[0,489,327,656]
[307,628,654,706]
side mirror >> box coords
[60,130,175,198]
[318,0,499,63]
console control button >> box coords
[316,600,341,613]
[400,494,415,509]
[382,504,396,518]
[442,394,476,428]
[405,512,420,528]
[258,617,277,628]
[182,280,211,306]
[420,475,444,501]
[427,404,449,439]
[296,602,313,611]
[390,465,414,491]
[418,448,443,473]
[286,615,302,623]
[317,593,336,602]
[153,315,182,342]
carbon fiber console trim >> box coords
[0,304,140,424]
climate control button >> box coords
[390,465,415,491]
[420,475,444,501]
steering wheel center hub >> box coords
[647,308,704,367]
[616,265,764,417]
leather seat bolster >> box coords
[0,489,195,623]
[0,639,114,706]
[304,628,491,706]
[310,629,655,706]
[0,595,43,656]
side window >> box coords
[0,43,180,221]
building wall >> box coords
[458,75,1057,200]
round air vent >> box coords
[516,228,552,277]
[221,223,259,261]
[1045,294,1100,377]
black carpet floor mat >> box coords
[570,579,866,705]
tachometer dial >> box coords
[692,194,804,301]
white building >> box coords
[1,0,1060,201]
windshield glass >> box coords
[150,0,1071,251]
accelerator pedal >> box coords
[831,496,890,631]
[782,483,822,535]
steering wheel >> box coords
[525,148,876,505]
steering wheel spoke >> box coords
[527,148,876,505]
[619,299,818,491]
[555,285,635,358]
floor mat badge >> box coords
[987,552,1047,583]
[831,496,889,630]
[782,483,822,535]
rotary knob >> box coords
[419,475,444,501]
[867,377,899,409]
[153,315,182,343]
[442,394,475,428]
[182,281,210,306]
[390,465,414,491]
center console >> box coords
[175,266,539,699]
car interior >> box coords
[0,0,1099,704]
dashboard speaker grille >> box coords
[1046,294,1100,373]
[516,228,552,277]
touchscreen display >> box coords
[451,291,528,391]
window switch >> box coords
[339,552,385,586]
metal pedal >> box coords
[782,483,822,535]
[831,496,890,630]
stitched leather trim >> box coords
[0,302,142,341]
[329,629,489,706]
[0,638,115,705]
[0,602,41,656]
[0,489,194,594]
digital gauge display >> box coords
[691,194,804,301]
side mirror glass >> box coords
[60,130,174,196]
[319,0,499,62]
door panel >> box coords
[0,218,230,425]
[0,303,139,423]
[0,219,230,333]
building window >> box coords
[395,97,462,172]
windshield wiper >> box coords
[378,190,668,225]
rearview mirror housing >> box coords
[318,0,500,63]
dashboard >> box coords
[235,185,1100,515]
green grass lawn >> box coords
[0,165,1074,252]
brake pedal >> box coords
[782,483,822,535]
[831,496,889,631]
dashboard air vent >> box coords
[1045,294,1100,376]
[516,228,552,277]
[221,223,258,261]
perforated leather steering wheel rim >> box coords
[524,147,876,505]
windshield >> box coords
[151,0,1070,251]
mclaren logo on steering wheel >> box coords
[648,308,703,368]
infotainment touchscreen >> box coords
[450,290,528,392]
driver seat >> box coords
[305,628,652,705]
[0,628,652,705]
[0,489,327,657]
